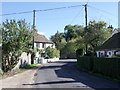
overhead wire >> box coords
[0,4,83,16]
[70,7,84,24]
[88,5,117,18]
[88,5,118,25]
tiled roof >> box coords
[34,31,53,43]
[98,32,120,50]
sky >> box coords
[1,2,118,39]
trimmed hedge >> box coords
[77,56,120,79]
[77,56,94,71]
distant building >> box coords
[96,32,120,57]
[34,30,55,49]
[112,28,120,35]
[33,30,55,61]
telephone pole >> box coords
[32,10,36,50]
[84,4,88,54]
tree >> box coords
[45,46,60,59]
[64,25,84,42]
[61,39,81,54]
[50,31,65,50]
[83,20,111,53]
[2,19,33,72]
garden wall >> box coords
[13,52,32,69]
[60,53,76,59]
[39,58,59,64]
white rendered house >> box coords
[96,32,120,57]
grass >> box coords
[92,73,120,83]
[0,64,41,80]
[0,70,4,74]
[21,64,40,69]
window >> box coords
[109,52,111,55]
[36,43,40,48]
[42,43,46,48]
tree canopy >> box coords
[2,19,33,72]
[50,20,112,57]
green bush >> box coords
[61,41,79,54]
[45,46,60,59]
[76,49,84,58]
[77,56,120,79]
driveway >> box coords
[23,59,120,89]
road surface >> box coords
[23,59,120,89]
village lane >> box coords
[23,59,120,89]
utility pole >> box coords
[84,4,88,54]
[32,10,36,50]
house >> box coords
[34,30,55,50]
[33,30,55,63]
[112,28,120,35]
[96,32,120,57]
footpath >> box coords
[0,68,38,89]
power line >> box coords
[36,4,83,12]
[88,5,117,18]
[70,7,84,24]
[88,5,118,25]
[0,4,83,16]
[0,11,33,16]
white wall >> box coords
[13,52,31,69]
[107,51,115,57]
[35,42,54,49]
[96,50,115,57]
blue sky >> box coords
[1,2,118,39]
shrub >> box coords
[76,48,84,58]
[45,46,60,59]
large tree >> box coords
[50,31,65,50]
[2,19,33,72]
[83,20,111,53]
[64,25,84,42]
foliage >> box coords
[51,20,111,57]
[50,31,65,49]
[0,70,4,74]
[77,56,120,79]
[0,25,2,44]
[21,64,39,69]
[64,25,84,41]
[61,39,80,54]
[76,48,84,57]
[83,20,111,52]
[45,46,60,59]
[2,19,33,72]
[56,38,67,51]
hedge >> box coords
[77,56,120,79]
[77,56,94,71]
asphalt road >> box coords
[23,59,120,89]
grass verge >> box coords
[21,64,40,69]
[0,64,41,80]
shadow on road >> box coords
[23,81,79,85]
[23,60,120,89]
